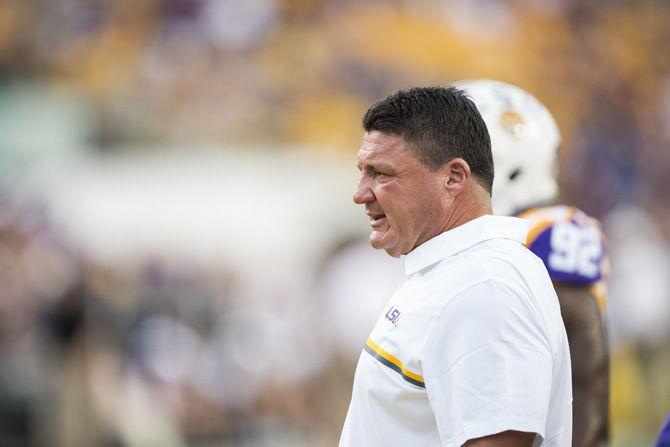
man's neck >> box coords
[441,187,492,233]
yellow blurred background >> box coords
[0,1,668,446]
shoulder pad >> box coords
[520,206,608,286]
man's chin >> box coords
[369,233,401,257]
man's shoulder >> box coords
[425,251,489,288]
[429,240,547,295]
[469,235,548,277]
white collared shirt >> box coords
[339,215,572,447]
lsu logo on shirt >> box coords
[517,205,609,312]
[385,306,401,325]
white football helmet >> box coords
[456,79,561,215]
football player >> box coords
[459,79,609,447]
[654,413,670,447]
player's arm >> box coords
[554,283,609,447]
[464,430,535,447]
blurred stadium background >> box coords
[0,0,668,446]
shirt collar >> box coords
[403,214,530,275]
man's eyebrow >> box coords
[369,162,395,172]
[357,159,395,173]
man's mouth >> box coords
[367,212,387,229]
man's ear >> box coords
[442,158,471,192]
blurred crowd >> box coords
[0,0,669,446]
[0,191,361,447]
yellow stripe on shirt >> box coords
[365,338,425,386]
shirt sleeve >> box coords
[419,279,553,447]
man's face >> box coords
[354,131,449,257]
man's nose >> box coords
[353,179,374,204]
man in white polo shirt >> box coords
[340,86,572,447]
